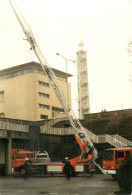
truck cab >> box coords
[103,148,132,177]
[12,149,35,173]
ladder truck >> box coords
[9,0,104,176]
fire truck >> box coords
[12,136,95,176]
[28,135,95,176]
[12,149,51,174]
[9,0,104,177]
[103,147,132,178]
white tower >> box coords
[76,41,90,119]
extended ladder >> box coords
[9,0,97,158]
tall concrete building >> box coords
[0,61,72,121]
[76,42,90,119]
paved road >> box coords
[0,174,119,195]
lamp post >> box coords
[56,53,75,105]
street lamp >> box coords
[56,53,75,105]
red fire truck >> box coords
[103,147,132,178]
[12,135,95,176]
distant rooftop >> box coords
[0,61,72,78]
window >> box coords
[38,81,49,87]
[0,113,4,117]
[26,153,33,158]
[0,91,4,95]
[0,91,4,102]
[6,74,12,79]
[36,69,45,75]
[52,107,64,112]
[103,150,113,160]
[39,104,50,110]
[16,154,23,159]
[41,115,48,119]
[0,75,5,80]
[126,151,130,158]
[116,151,124,159]
[27,68,33,73]
[39,92,49,98]
[12,71,21,77]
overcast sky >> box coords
[0,0,132,115]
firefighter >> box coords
[24,158,29,179]
[65,157,71,179]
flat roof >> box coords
[0,61,72,78]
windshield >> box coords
[103,150,113,160]
[26,153,33,158]
[15,154,24,159]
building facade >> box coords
[0,61,72,121]
[76,42,90,119]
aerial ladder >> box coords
[9,0,105,173]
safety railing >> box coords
[43,117,70,128]
[105,134,126,148]
[111,134,132,146]
[0,121,29,132]
[40,127,73,135]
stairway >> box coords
[43,117,70,128]
[41,119,132,148]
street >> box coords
[0,174,120,195]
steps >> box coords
[41,119,132,148]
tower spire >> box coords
[76,42,90,119]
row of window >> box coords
[0,68,66,82]
[0,91,4,95]
[39,92,49,98]
[0,91,4,103]
[39,104,50,110]
[39,104,64,111]
[0,68,38,80]
[40,114,48,119]
[38,81,49,87]
[0,113,4,117]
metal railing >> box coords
[111,134,132,146]
[43,117,70,128]
[105,134,126,148]
[1,119,131,148]
[40,127,73,135]
[0,121,29,132]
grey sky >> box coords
[0,0,132,115]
